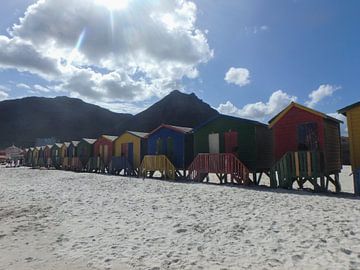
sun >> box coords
[95,0,129,10]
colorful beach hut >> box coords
[269,102,342,192]
[338,102,360,194]
[189,114,272,184]
[44,145,52,167]
[32,147,40,167]
[78,138,96,169]
[37,146,45,167]
[139,124,193,179]
[111,131,148,176]
[60,142,70,169]
[88,135,117,173]
[51,143,62,168]
[68,141,81,171]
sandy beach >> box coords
[0,166,360,270]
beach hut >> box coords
[269,102,342,192]
[189,114,272,184]
[338,102,360,194]
[60,142,70,169]
[139,124,193,180]
[88,135,117,173]
[43,145,52,167]
[111,131,148,176]
[32,147,40,167]
[37,146,46,167]
[50,143,62,168]
[78,138,96,170]
[68,141,82,171]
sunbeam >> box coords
[67,28,87,66]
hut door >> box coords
[121,143,128,157]
[209,133,220,153]
[297,123,319,151]
[224,131,238,154]
[104,145,109,163]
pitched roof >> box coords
[268,102,342,128]
[102,135,118,141]
[54,143,63,148]
[147,124,193,136]
[338,102,360,116]
[127,131,149,138]
[193,114,267,132]
[62,142,71,148]
[82,138,97,144]
[71,141,80,147]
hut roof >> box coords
[338,101,360,116]
[193,114,267,132]
[148,124,192,137]
[63,142,71,147]
[127,131,149,138]
[82,138,97,144]
[102,135,118,141]
[269,102,342,128]
[71,141,80,147]
[54,143,63,148]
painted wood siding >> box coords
[193,117,258,171]
[94,137,115,165]
[324,119,342,173]
[77,141,94,165]
[255,126,274,170]
[347,108,360,170]
[114,133,144,168]
[272,106,325,161]
[147,127,187,169]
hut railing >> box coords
[139,155,176,180]
[270,151,324,188]
[187,153,250,184]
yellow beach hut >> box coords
[60,142,71,169]
[111,131,148,176]
[339,102,360,194]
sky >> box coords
[0,0,359,133]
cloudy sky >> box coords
[0,0,358,131]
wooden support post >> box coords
[320,176,326,191]
[334,173,341,193]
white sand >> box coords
[0,166,360,270]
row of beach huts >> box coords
[23,102,360,194]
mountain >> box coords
[0,90,219,148]
[0,96,132,148]
[114,90,219,133]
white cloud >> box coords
[245,25,269,34]
[34,84,50,93]
[16,83,31,89]
[0,36,60,78]
[306,84,341,108]
[224,67,250,87]
[217,90,297,122]
[0,0,212,109]
[0,90,9,101]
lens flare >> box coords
[67,28,86,66]
[95,0,129,11]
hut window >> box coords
[297,122,319,151]
[209,133,220,153]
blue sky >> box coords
[0,0,358,132]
